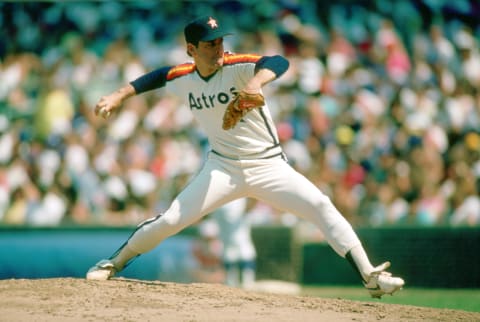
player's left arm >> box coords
[222,55,289,130]
[243,55,289,94]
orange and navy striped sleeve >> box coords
[166,63,196,81]
[223,53,262,65]
[130,63,196,94]
[130,54,289,94]
[224,53,289,77]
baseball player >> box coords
[87,15,404,298]
[212,198,256,288]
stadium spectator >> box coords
[0,1,479,229]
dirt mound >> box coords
[0,278,477,322]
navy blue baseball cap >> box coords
[184,16,232,44]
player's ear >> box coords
[187,43,196,57]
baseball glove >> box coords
[222,91,265,130]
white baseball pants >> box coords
[127,152,361,257]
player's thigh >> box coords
[250,160,337,226]
[171,159,244,224]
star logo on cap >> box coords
[207,17,218,29]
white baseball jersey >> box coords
[164,53,282,160]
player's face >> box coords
[192,38,224,76]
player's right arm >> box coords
[94,84,136,118]
[94,66,172,119]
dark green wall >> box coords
[300,227,480,288]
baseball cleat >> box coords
[364,261,404,299]
[86,259,117,280]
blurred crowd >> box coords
[0,0,479,229]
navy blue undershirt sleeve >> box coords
[130,66,172,94]
[255,55,289,78]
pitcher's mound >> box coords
[0,278,477,321]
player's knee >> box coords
[162,212,183,227]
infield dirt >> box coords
[0,278,478,321]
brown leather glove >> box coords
[222,91,265,130]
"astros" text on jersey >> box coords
[188,87,237,110]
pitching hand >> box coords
[94,94,120,119]
[94,84,136,119]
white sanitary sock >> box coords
[347,244,375,282]
[111,244,138,270]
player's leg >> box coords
[214,198,257,288]
[248,158,404,297]
[87,157,245,280]
[223,262,240,286]
[239,259,256,288]
[249,158,361,258]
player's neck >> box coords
[196,65,219,78]
[194,59,222,79]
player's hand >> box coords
[94,94,119,119]
[94,84,136,119]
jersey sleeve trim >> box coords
[130,63,196,94]
[223,53,289,78]
[166,63,196,81]
[223,53,262,65]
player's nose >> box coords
[213,38,224,53]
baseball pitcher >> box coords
[88,15,404,298]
